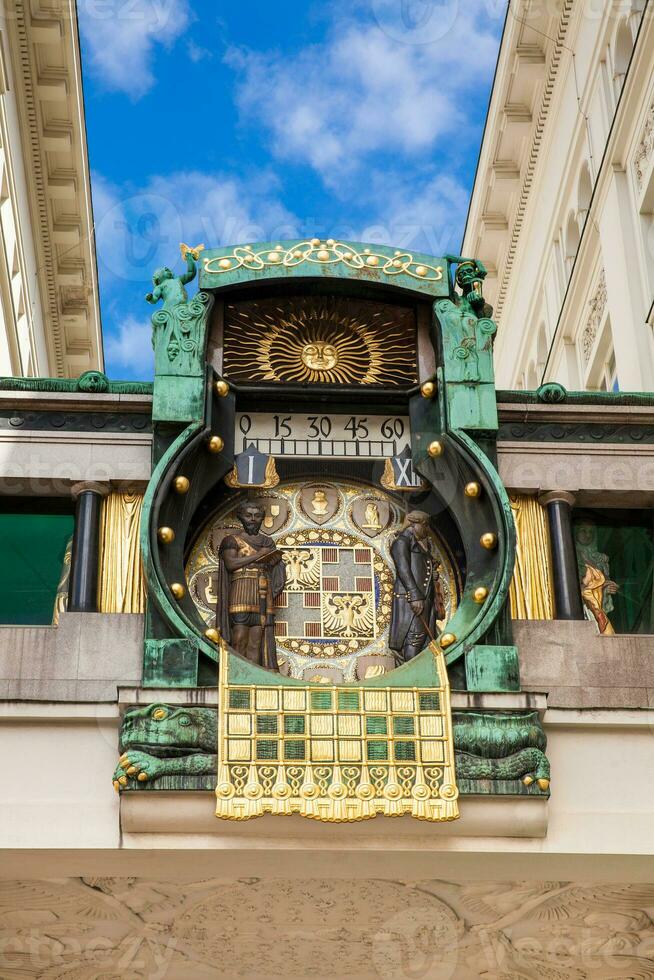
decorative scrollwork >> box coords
[204,239,444,283]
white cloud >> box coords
[187,40,212,63]
[92,169,300,285]
[104,315,153,375]
[226,5,501,185]
[362,171,471,254]
[78,0,191,98]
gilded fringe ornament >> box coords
[509,494,555,620]
[215,643,459,823]
[98,492,145,614]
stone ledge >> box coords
[120,791,548,839]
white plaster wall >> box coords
[2,707,654,881]
[0,711,120,849]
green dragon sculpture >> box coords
[114,705,550,795]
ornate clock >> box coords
[133,239,520,822]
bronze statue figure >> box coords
[389,511,446,664]
[216,502,286,669]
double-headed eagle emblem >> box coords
[282,548,320,591]
[324,593,374,639]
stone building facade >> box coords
[0,0,100,378]
[1,240,654,977]
[463,1,654,392]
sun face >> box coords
[301,342,339,372]
[222,295,417,386]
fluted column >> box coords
[68,482,110,613]
[539,490,584,620]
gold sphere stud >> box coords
[428,440,444,457]
[310,237,320,246]
[170,582,186,600]
[157,526,175,544]
[464,481,481,498]
[204,628,220,644]
[326,238,335,246]
[267,251,280,263]
[473,586,489,603]
[394,249,401,256]
[392,259,402,268]
[293,250,302,258]
[343,252,353,260]
[440,632,457,649]
[214,379,229,397]
[522,774,534,787]
[480,532,498,550]
[173,475,190,494]
[316,248,330,261]
[207,435,224,453]
[365,254,379,266]
[537,778,551,791]
[415,265,428,277]
[275,244,283,250]
[420,381,435,399]
[219,258,232,270]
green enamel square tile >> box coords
[366,716,387,735]
[284,740,306,760]
[310,691,333,711]
[284,715,305,735]
[256,715,278,735]
[418,693,440,711]
[256,740,278,760]
[229,689,251,710]
[395,740,416,761]
[367,741,388,761]
[393,716,415,736]
[337,690,360,711]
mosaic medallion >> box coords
[186,480,458,681]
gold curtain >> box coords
[52,535,73,625]
[509,493,555,620]
[98,491,145,614]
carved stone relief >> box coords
[1,877,653,978]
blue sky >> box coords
[78,0,506,379]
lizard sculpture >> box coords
[114,705,550,793]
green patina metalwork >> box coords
[114,700,549,795]
[465,645,520,692]
[0,371,153,395]
[146,252,213,422]
[198,239,451,299]
[435,256,498,431]
[139,239,516,691]
[498,384,654,406]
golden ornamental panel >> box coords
[215,644,459,823]
[222,294,417,387]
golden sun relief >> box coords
[222,295,417,386]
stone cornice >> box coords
[462,1,575,320]
[5,0,102,377]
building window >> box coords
[573,509,654,634]
[0,499,74,625]
[597,351,619,392]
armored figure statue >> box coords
[216,502,286,670]
[389,511,446,664]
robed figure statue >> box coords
[216,502,286,670]
[389,511,446,664]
